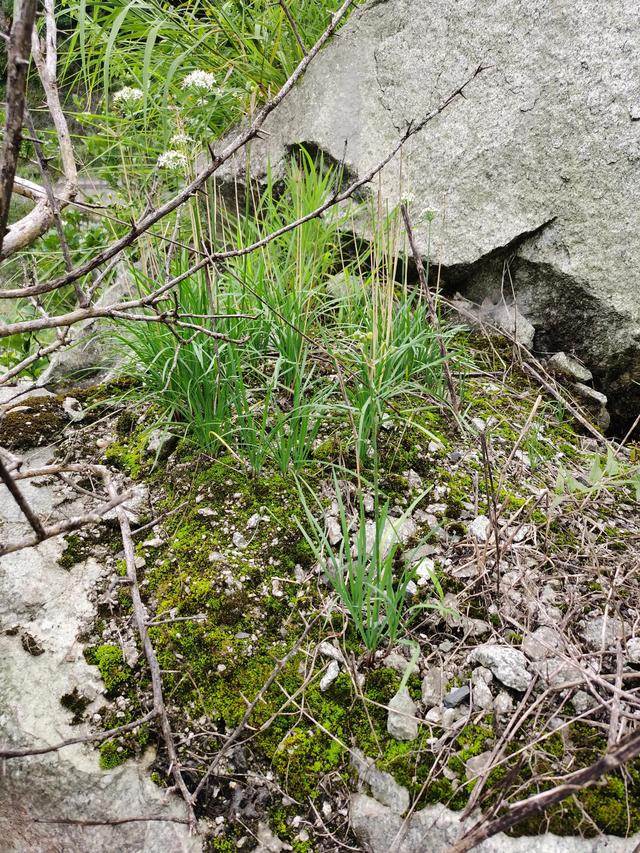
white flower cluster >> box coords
[157,149,188,171]
[170,132,194,147]
[420,207,440,223]
[112,86,144,108]
[181,70,217,93]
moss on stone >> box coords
[1,395,67,449]
[60,688,91,725]
[99,739,126,769]
[86,644,132,694]
[57,533,91,570]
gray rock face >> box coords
[350,794,638,853]
[469,644,531,691]
[230,0,640,433]
[0,447,199,853]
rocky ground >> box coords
[1,337,640,852]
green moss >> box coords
[272,728,345,799]
[115,410,138,437]
[86,644,133,693]
[1,395,67,449]
[104,428,148,479]
[99,740,126,769]
[57,533,90,570]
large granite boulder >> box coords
[224,0,640,432]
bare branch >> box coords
[107,477,198,830]
[0,454,46,540]
[1,0,356,274]
[0,711,157,759]
[0,0,37,248]
[447,730,640,852]
[1,0,78,259]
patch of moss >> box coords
[60,688,91,725]
[86,644,132,694]
[115,410,138,437]
[1,395,67,449]
[57,533,91,570]
[99,739,126,769]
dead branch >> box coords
[0,710,157,759]
[1,0,78,259]
[0,454,46,541]
[0,61,485,307]
[447,730,640,853]
[0,0,37,248]
[1,0,356,284]
[107,475,197,830]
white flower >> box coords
[181,70,217,93]
[157,149,189,171]
[170,132,194,147]
[112,87,144,109]
[420,206,440,223]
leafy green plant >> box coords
[111,154,344,473]
[297,469,445,651]
[555,448,640,503]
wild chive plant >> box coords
[297,469,446,652]
[114,154,347,471]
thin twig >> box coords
[0,711,157,759]
[108,477,197,830]
[0,0,37,248]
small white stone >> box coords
[232,531,248,549]
[325,515,342,545]
[469,515,491,542]
[320,660,340,691]
[493,691,514,718]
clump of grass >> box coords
[297,468,446,651]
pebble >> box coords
[320,660,340,691]
[443,685,470,708]
[469,515,491,542]
[232,531,248,550]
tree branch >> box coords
[0,0,37,249]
